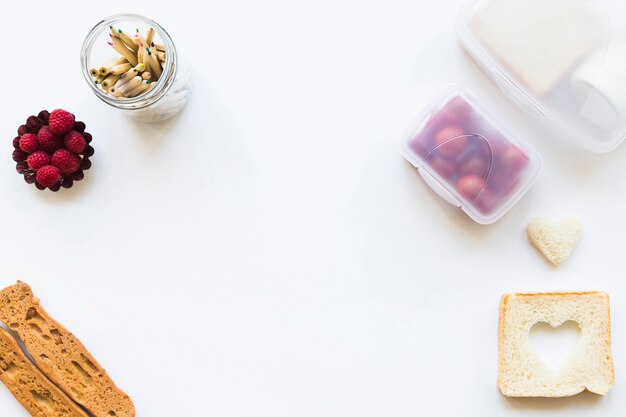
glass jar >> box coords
[81,14,192,122]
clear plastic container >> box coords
[403,88,541,224]
[81,14,192,122]
[458,0,626,153]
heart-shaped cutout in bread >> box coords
[529,321,581,370]
[528,217,582,266]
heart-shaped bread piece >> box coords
[528,217,582,266]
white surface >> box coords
[1,1,626,416]
[529,322,582,372]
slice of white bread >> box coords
[498,292,614,397]
[469,0,608,95]
[528,217,582,266]
[0,282,135,417]
[0,326,89,417]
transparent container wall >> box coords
[404,90,541,224]
[83,15,192,122]
[129,51,192,122]
[458,0,626,153]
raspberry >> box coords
[19,134,39,153]
[51,149,80,174]
[27,151,51,171]
[36,165,61,188]
[63,131,87,154]
[37,126,63,153]
[48,109,75,135]
[13,110,93,191]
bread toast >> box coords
[0,282,135,417]
[0,326,89,417]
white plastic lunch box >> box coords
[458,0,626,153]
[403,88,541,224]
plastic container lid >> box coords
[458,0,626,153]
[403,88,541,224]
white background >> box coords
[1,1,626,416]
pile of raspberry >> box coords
[12,109,94,191]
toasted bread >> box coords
[0,282,135,417]
[0,326,89,417]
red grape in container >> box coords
[403,88,541,224]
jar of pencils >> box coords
[81,14,191,122]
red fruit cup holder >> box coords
[403,88,541,224]
[12,110,94,192]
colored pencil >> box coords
[108,35,138,66]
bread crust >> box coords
[0,326,89,417]
[497,294,510,391]
[527,218,582,266]
[510,291,600,298]
[0,282,135,417]
[498,291,614,397]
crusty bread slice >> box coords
[0,282,135,417]
[0,326,89,417]
[528,217,582,266]
[498,292,614,397]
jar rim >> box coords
[80,13,177,110]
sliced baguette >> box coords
[0,282,135,417]
[498,292,614,397]
[0,326,89,417]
